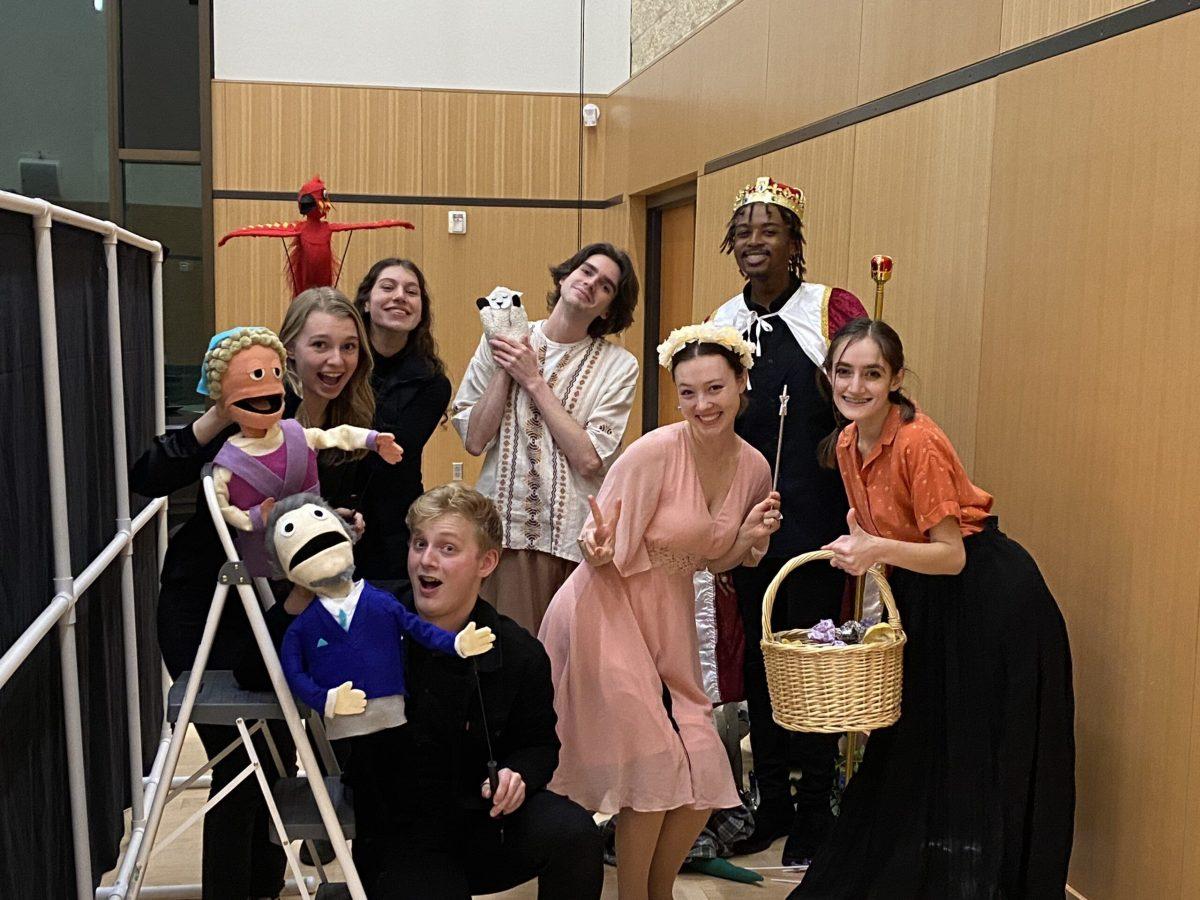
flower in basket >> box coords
[836,621,868,644]
[809,619,844,646]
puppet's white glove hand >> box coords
[455,622,495,658]
[325,681,367,717]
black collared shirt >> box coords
[744,275,802,316]
[734,279,850,556]
[347,596,560,839]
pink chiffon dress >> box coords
[538,422,771,814]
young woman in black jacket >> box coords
[351,258,452,593]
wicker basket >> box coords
[761,550,905,733]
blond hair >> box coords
[405,482,503,553]
[202,327,286,401]
[279,287,376,462]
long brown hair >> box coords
[816,317,915,468]
[354,257,447,378]
[279,287,376,462]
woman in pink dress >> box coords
[539,324,781,900]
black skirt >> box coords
[792,518,1075,899]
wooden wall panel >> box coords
[1184,621,1200,895]
[213,199,422,330]
[657,201,696,427]
[764,128,857,304]
[598,87,632,199]
[212,81,422,195]
[692,158,761,320]
[764,0,864,137]
[581,102,609,200]
[418,91,581,199]
[582,200,648,440]
[844,82,997,471]
[856,0,1003,103]
[653,34,705,185]
[214,81,602,201]
[687,0,772,169]
[978,15,1200,898]
[623,0,771,196]
[621,57,671,195]
[1000,0,1139,49]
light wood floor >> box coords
[101,725,802,898]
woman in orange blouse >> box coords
[791,318,1074,899]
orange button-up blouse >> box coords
[835,405,993,542]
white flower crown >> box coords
[656,323,755,371]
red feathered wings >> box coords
[218,217,415,297]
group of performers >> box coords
[132,175,1074,899]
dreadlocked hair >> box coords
[719,202,806,281]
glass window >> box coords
[123,162,205,419]
[120,0,200,150]
[0,0,109,216]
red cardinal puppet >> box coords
[217,176,414,296]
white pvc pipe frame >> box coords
[0,190,166,900]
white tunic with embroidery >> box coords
[452,320,639,562]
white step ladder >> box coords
[110,471,367,899]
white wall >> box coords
[214,0,630,94]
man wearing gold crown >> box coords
[709,177,866,865]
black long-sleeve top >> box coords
[735,278,863,557]
[130,414,242,675]
[349,345,451,592]
[347,597,560,839]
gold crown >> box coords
[732,176,805,222]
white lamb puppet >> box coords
[476,286,530,341]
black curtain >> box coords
[117,242,165,766]
[0,211,163,896]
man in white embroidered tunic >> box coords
[453,242,640,634]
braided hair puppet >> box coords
[199,326,402,576]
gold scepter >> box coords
[772,385,790,492]
[844,254,894,785]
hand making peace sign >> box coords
[578,494,623,567]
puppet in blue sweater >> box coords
[268,493,494,739]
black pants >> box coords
[354,790,603,899]
[793,522,1075,898]
[734,558,844,815]
[193,721,296,900]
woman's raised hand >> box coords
[740,490,783,544]
[578,494,622,567]
[822,508,879,576]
